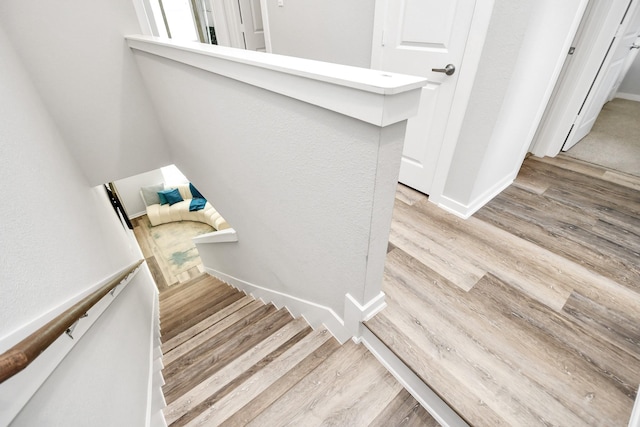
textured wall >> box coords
[0,24,155,425]
[264,0,375,68]
[0,0,171,186]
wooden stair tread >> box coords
[159,274,438,426]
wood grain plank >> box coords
[395,183,428,206]
[161,296,254,354]
[390,200,486,291]
[412,198,573,310]
[247,342,400,427]
[374,250,578,426]
[219,338,341,426]
[186,327,333,426]
[146,256,169,292]
[164,317,309,425]
[163,300,265,365]
[369,388,440,427]
[163,308,293,404]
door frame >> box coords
[530,0,638,157]
[370,0,495,201]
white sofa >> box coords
[140,184,230,230]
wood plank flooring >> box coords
[160,273,439,426]
[366,155,640,426]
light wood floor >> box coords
[160,274,439,426]
[367,155,640,426]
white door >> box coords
[564,0,640,150]
[237,0,266,51]
[371,0,477,194]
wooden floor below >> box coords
[367,155,640,426]
[160,274,439,426]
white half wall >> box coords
[262,0,375,68]
[0,0,171,186]
[127,37,424,335]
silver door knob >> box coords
[432,64,456,76]
[631,44,640,50]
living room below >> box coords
[112,165,229,290]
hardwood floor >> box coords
[366,155,640,426]
[160,274,438,426]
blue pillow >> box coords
[189,183,204,199]
[157,189,173,205]
[164,188,184,205]
[189,198,207,211]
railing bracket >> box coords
[65,313,88,339]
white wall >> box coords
[263,0,375,68]
[618,54,640,98]
[11,273,156,427]
[114,168,165,218]
[0,24,157,425]
[440,0,585,215]
[0,0,171,186]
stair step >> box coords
[159,273,439,426]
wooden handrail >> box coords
[0,259,144,384]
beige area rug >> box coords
[140,216,214,283]
[564,98,640,177]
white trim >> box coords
[360,327,469,427]
[429,0,495,204]
[145,285,161,427]
[130,210,148,219]
[126,35,426,126]
[343,292,386,337]
[630,386,640,427]
[259,0,273,53]
[203,266,354,343]
[616,92,640,102]
[0,263,143,426]
[437,173,513,219]
[130,0,155,36]
[192,227,238,244]
[222,0,246,49]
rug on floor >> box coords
[564,98,640,177]
[144,217,214,280]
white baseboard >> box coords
[146,287,167,427]
[615,92,640,102]
[437,175,513,219]
[629,386,640,427]
[360,327,469,427]
[203,266,384,344]
[192,228,237,244]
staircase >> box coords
[159,273,438,426]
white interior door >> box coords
[237,0,266,51]
[564,0,640,150]
[371,0,476,195]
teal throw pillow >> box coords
[164,188,184,205]
[158,189,174,205]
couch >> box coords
[140,183,230,230]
